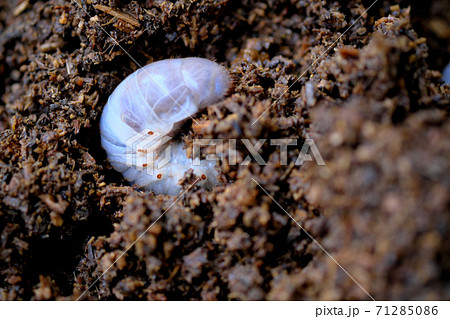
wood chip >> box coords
[13,0,29,16]
[94,4,140,27]
[192,121,212,134]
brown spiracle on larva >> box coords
[100,58,231,195]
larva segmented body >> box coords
[100,58,231,195]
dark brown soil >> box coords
[0,0,449,300]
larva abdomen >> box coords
[100,58,231,195]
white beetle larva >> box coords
[100,57,231,195]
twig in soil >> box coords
[94,4,140,27]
